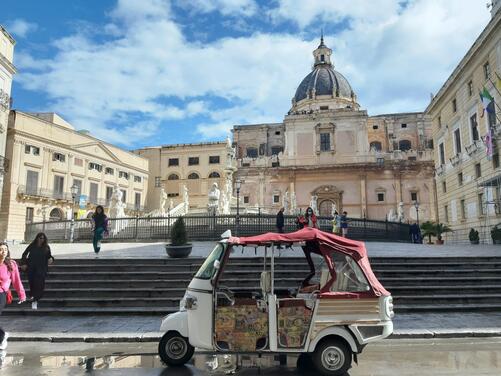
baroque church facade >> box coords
[233,38,436,221]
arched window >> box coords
[208,172,220,178]
[167,174,179,180]
[398,140,412,151]
[49,208,63,221]
[369,141,382,152]
[188,173,199,179]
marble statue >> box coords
[226,136,235,169]
[387,208,398,222]
[208,182,221,214]
[159,188,167,215]
[65,206,73,220]
[290,192,297,215]
[397,201,405,222]
[169,199,174,211]
[310,194,318,214]
[109,187,126,218]
[282,190,289,214]
[331,201,337,217]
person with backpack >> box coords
[91,205,109,257]
[0,242,26,349]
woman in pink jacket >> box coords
[0,242,26,350]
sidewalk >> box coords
[7,240,501,259]
[1,313,500,342]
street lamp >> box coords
[414,200,420,226]
[235,178,241,236]
[70,184,79,242]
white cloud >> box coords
[15,0,493,143]
[178,0,257,17]
[6,19,38,38]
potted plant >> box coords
[491,225,501,245]
[469,228,479,245]
[165,217,192,258]
[420,221,437,244]
[435,223,452,245]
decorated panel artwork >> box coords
[215,300,268,351]
[277,299,313,348]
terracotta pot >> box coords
[165,244,192,258]
[435,239,444,245]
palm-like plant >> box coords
[435,223,452,241]
[420,221,436,244]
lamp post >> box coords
[41,204,49,233]
[235,178,241,236]
[414,200,420,226]
[70,184,79,243]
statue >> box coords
[290,191,297,215]
[65,206,73,220]
[226,136,235,169]
[282,190,289,214]
[387,208,398,222]
[109,187,126,218]
[183,184,189,213]
[169,199,174,211]
[397,201,405,222]
[159,188,167,215]
[331,201,337,217]
[208,182,221,215]
[310,194,318,214]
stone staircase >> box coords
[5,256,501,315]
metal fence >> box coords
[24,214,412,243]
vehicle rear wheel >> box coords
[158,332,194,366]
[311,338,352,376]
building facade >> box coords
[0,26,16,209]
[234,38,435,221]
[0,111,149,241]
[134,141,233,213]
[428,8,501,244]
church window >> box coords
[453,129,461,154]
[134,175,142,183]
[377,193,385,202]
[89,162,102,172]
[168,174,179,180]
[458,172,463,186]
[275,131,280,135]
[188,157,199,166]
[370,141,382,152]
[208,172,220,178]
[259,144,266,156]
[411,192,418,201]
[273,195,280,203]
[401,123,407,128]
[53,152,65,162]
[243,196,249,204]
[484,61,491,80]
[320,54,325,62]
[209,156,220,164]
[470,114,479,141]
[488,100,496,127]
[119,171,129,180]
[439,143,445,165]
[320,106,329,110]
[398,140,412,151]
[320,133,330,151]
[452,98,457,113]
[188,173,199,179]
[246,147,258,158]
[105,167,114,175]
[467,80,473,97]
[444,205,449,222]
[168,158,179,166]
[442,181,447,193]
[372,125,378,130]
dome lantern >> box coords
[313,33,333,67]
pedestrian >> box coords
[331,211,341,235]
[0,242,26,350]
[91,205,109,257]
[297,207,319,229]
[276,207,285,233]
[21,233,54,310]
[340,211,349,237]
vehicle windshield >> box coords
[194,243,226,280]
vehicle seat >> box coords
[260,271,271,297]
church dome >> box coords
[292,37,356,107]
[293,66,354,102]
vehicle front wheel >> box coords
[158,332,194,366]
[311,338,352,376]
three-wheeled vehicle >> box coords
[158,228,393,375]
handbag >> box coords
[5,290,12,305]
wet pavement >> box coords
[1,338,501,375]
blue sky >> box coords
[1,0,492,149]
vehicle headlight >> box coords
[179,295,187,312]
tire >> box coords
[158,332,194,367]
[311,338,352,376]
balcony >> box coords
[17,185,73,201]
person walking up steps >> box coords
[0,242,26,349]
[21,233,54,310]
[91,205,109,257]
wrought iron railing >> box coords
[24,214,412,243]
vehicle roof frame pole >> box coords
[271,243,275,295]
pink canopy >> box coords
[229,227,389,298]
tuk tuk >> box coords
[158,227,393,375]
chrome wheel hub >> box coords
[321,346,345,371]
[166,337,187,360]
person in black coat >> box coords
[276,208,285,233]
[21,233,54,310]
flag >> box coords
[479,87,494,117]
[484,127,493,160]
